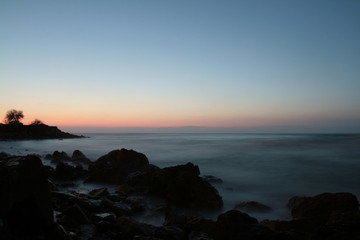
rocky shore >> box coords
[1,149,360,240]
[0,123,83,140]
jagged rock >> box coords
[289,192,359,220]
[71,150,91,166]
[0,152,10,159]
[235,201,272,213]
[59,204,90,227]
[188,231,214,240]
[100,198,132,216]
[127,162,223,210]
[87,149,150,184]
[55,162,88,180]
[0,155,61,239]
[115,217,185,240]
[89,188,110,198]
[262,193,360,240]
[51,151,71,164]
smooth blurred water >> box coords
[1,133,360,220]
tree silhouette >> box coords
[31,119,44,125]
[5,109,24,124]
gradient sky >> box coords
[1,0,360,132]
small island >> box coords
[0,109,84,140]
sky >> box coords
[1,0,360,133]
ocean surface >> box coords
[1,133,360,221]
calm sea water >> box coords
[1,133,360,220]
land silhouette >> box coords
[0,109,83,140]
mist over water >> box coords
[1,133,360,220]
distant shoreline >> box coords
[0,122,84,141]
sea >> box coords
[1,133,360,222]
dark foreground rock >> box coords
[165,209,292,240]
[0,122,83,140]
[87,149,151,184]
[262,192,360,240]
[125,162,223,210]
[235,201,272,213]
[2,150,360,240]
[0,155,69,239]
[45,150,91,167]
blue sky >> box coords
[1,0,360,132]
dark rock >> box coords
[71,150,91,165]
[115,216,186,240]
[51,151,71,163]
[100,198,132,216]
[262,193,360,240]
[87,149,150,184]
[235,201,272,213]
[188,231,214,240]
[0,155,55,238]
[55,162,87,180]
[289,192,359,220]
[216,209,258,230]
[59,204,90,227]
[215,210,292,240]
[89,187,110,198]
[0,152,10,159]
[127,162,223,210]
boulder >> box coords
[0,155,56,238]
[89,187,110,198]
[289,192,359,220]
[262,193,360,240]
[87,149,150,184]
[58,204,90,227]
[71,150,91,166]
[235,201,272,213]
[127,162,223,209]
[49,151,71,164]
[55,162,88,180]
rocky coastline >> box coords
[1,149,360,240]
[0,123,84,140]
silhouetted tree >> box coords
[4,109,24,124]
[31,119,44,125]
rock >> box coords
[216,209,258,230]
[116,217,185,240]
[235,201,272,213]
[71,150,91,166]
[55,162,88,180]
[289,192,359,220]
[215,210,292,240]
[89,187,110,198]
[0,152,10,159]
[127,162,223,210]
[100,198,131,216]
[59,204,90,227]
[262,193,360,240]
[51,151,71,164]
[0,155,55,238]
[188,231,214,240]
[87,149,150,184]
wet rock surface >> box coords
[1,150,360,240]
